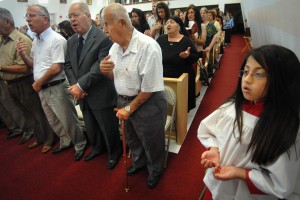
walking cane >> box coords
[121,120,130,192]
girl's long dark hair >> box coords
[156,2,170,23]
[227,44,300,165]
[130,8,150,33]
[183,4,203,37]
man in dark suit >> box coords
[64,2,121,169]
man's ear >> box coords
[4,18,10,24]
[120,19,127,27]
[86,13,91,19]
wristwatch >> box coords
[124,105,131,113]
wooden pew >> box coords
[164,73,188,145]
[195,62,201,97]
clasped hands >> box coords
[201,148,246,181]
[68,84,87,100]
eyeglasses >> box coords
[25,14,46,18]
[68,12,84,19]
[239,70,267,80]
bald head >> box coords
[102,3,133,46]
[102,3,132,28]
[70,2,90,15]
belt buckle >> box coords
[120,95,128,101]
[124,96,130,101]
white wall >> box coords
[0,0,107,28]
[243,0,300,59]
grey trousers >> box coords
[117,91,167,177]
[7,77,56,145]
[38,80,86,151]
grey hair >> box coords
[200,7,208,13]
[0,7,15,27]
[104,3,132,27]
[30,4,50,23]
[71,2,90,14]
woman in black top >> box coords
[157,16,199,112]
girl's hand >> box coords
[200,147,220,169]
[190,34,196,41]
[144,29,151,36]
[203,46,211,52]
[154,23,162,30]
[213,165,247,181]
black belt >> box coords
[41,79,65,90]
[118,95,137,101]
[5,74,33,85]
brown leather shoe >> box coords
[41,146,53,154]
[28,141,40,149]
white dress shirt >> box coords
[109,28,164,96]
[31,27,66,82]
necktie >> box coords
[77,36,84,63]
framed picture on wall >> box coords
[86,0,92,5]
[60,0,67,3]
[17,0,28,2]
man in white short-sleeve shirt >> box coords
[100,3,167,189]
[17,4,86,161]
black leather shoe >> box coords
[51,145,72,154]
[127,165,146,176]
[84,152,101,161]
[7,131,23,139]
[19,134,33,144]
[147,174,161,189]
[0,121,6,128]
[108,159,120,170]
[74,151,85,161]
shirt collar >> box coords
[78,25,92,41]
[8,29,20,41]
[118,28,138,56]
[1,29,19,44]
[242,100,265,117]
[37,27,52,41]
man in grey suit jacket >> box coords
[64,2,121,169]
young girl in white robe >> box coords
[198,44,300,200]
